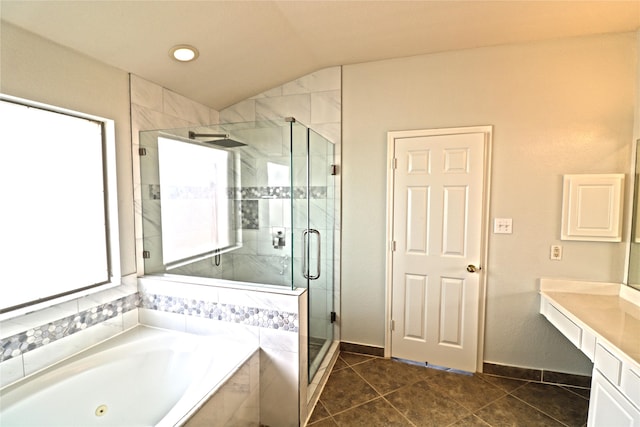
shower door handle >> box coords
[302,229,321,280]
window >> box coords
[157,136,239,268]
[0,95,120,315]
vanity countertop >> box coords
[540,279,640,366]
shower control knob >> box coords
[466,264,481,273]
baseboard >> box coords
[339,341,384,357]
[483,362,591,388]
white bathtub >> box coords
[0,326,259,427]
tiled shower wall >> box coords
[131,75,308,426]
[130,74,220,275]
[220,66,342,344]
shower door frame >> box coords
[290,120,336,382]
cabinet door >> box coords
[588,370,640,427]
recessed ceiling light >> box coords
[169,45,199,62]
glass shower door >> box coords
[306,127,335,380]
[291,121,335,381]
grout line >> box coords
[380,395,418,427]
[421,373,509,415]
[559,385,591,401]
[348,358,428,398]
[347,364,386,396]
[307,401,340,427]
[327,362,420,425]
[324,395,384,418]
[339,352,380,366]
[509,392,573,427]
[445,413,493,427]
[476,372,531,393]
[451,392,505,416]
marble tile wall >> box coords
[130,74,220,276]
[138,276,306,427]
[220,66,342,343]
[131,74,322,425]
[0,275,139,388]
[185,350,260,426]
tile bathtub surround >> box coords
[0,294,139,363]
[137,278,307,427]
[139,293,299,332]
[184,350,260,427]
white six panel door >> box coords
[390,129,488,372]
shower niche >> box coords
[139,118,336,381]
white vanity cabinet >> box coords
[590,369,639,426]
[539,280,640,427]
[539,297,598,361]
[588,344,640,426]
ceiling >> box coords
[2,1,639,111]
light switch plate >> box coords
[494,218,513,234]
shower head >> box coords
[188,131,247,148]
[206,138,247,148]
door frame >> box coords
[384,125,493,372]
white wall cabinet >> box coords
[561,174,624,242]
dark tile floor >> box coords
[308,352,590,427]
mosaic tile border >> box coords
[0,294,139,363]
[143,184,328,201]
[238,186,327,200]
[140,293,299,333]
[0,291,299,365]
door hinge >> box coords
[142,250,151,259]
[330,311,337,323]
[330,164,338,176]
[391,241,397,251]
[392,158,398,169]
[139,147,147,156]
[390,319,395,331]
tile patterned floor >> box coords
[308,352,590,427]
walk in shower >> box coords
[139,118,335,380]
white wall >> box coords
[0,22,140,387]
[1,22,136,274]
[342,32,637,375]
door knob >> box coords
[466,264,481,273]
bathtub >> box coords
[0,326,259,427]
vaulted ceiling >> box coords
[2,1,639,110]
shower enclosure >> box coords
[139,118,335,380]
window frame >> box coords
[0,94,121,320]
[156,135,241,270]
